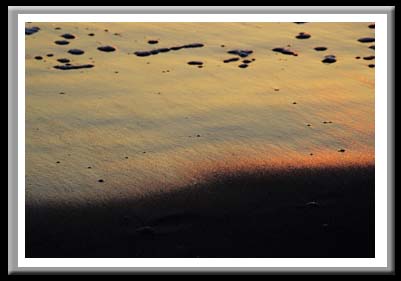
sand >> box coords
[25,22,375,257]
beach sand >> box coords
[25,22,375,257]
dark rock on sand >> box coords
[243,59,252,64]
[61,33,76,40]
[238,63,248,68]
[314,47,327,51]
[306,201,319,207]
[296,32,311,39]
[322,55,336,64]
[135,226,155,236]
[369,45,375,50]
[34,56,43,60]
[98,179,104,183]
[57,58,70,63]
[223,57,240,63]
[183,43,204,48]
[97,46,116,52]
[272,47,297,56]
[294,22,307,24]
[170,46,183,51]
[88,33,95,36]
[150,49,160,55]
[46,54,54,57]
[25,26,40,35]
[148,40,158,44]
[355,56,361,59]
[363,56,375,60]
[188,61,203,66]
[134,51,151,57]
[228,49,253,58]
[368,64,375,68]
[54,64,94,70]
[338,149,346,153]
[68,49,85,55]
[368,23,375,29]
[157,48,170,53]
[358,37,375,43]
[54,40,70,45]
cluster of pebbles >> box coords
[27,28,118,70]
[224,49,255,68]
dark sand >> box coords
[26,164,374,258]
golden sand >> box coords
[25,22,374,204]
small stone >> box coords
[68,49,85,55]
[358,37,375,43]
[98,179,104,183]
[338,149,346,153]
[296,32,311,39]
[61,33,75,40]
[135,226,155,236]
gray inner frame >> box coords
[8,6,395,275]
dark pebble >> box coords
[223,57,240,63]
[188,61,203,65]
[148,40,158,44]
[314,46,327,51]
[322,55,336,64]
[306,201,319,207]
[87,166,92,169]
[294,22,307,24]
[97,46,116,52]
[183,43,204,48]
[98,179,104,183]
[369,45,375,50]
[293,102,297,104]
[61,33,76,39]
[358,37,375,43]
[54,27,61,30]
[272,47,297,56]
[34,56,43,60]
[355,56,361,59]
[57,58,70,63]
[196,134,201,137]
[368,23,375,29]
[296,32,311,39]
[243,59,252,63]
[135,51,151,57]
[46,54,54,57]
[56,161,60,164]
[88,33,95,36]
[59,92,65,95]
[238,63,248,68]
[25,26,40,35]
[68,49,85,55]
[157,48,170,53]
[54,64,94,70]
[170,46,183,51]
[368,64,375,68]
[228,49,253,58]
[135,226,155,236]
[54,40,70,45]
[338,149,346,152]
[363,55,375,60]
[150,49,160,55]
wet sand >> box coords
[25,22,375,257]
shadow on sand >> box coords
[26,164,374,258]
